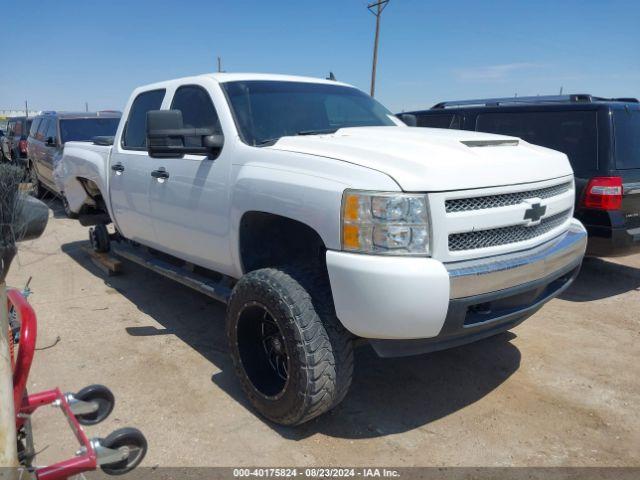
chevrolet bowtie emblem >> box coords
[523,202,547,225]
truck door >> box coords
[147,83,232,274]
[109,89,166,246]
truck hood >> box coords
[269,126,573,191]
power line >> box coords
[368,0,390,97]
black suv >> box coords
[27,111,120,213]
[1,116,33,164]
[402,95,640,257]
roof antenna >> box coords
[327,71,336,81]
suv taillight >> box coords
[581,176,623,211]
[18,139,28,155]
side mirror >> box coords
[46,136,56,146]
[146,110,224,158]
[398,114,418,127]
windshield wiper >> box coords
[296,128,338,136]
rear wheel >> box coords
[226,266,353,425]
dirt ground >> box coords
[6,198,640,468]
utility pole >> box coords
[25,100,28,118]
[85,102,89,112]
[217,56,222,73]
[368,0,389,97]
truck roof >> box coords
[136,72,353,92]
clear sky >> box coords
[1,0,638,113]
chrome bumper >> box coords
[446,219,587,299]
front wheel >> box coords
[226,266,354,426]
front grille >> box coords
[448,209,572,251]
[445,182,572,213]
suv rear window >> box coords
[415,113,461,129]
[613,109,640,170]
[59,118,120,143]
[476,111,598,171]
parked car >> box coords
[401,94,640,257]
[1,116,33,164]
[27,111,121,215]
[56,73,587,425]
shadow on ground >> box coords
[61,239,521,440]
[560,256,640,302]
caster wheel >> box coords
[90,224,111,253]
[100,427,147,475]
[74,384,115,426]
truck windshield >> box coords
[59,118,120,143]
[222,80,397,146]
[613,109,640,170]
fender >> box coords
[55,142,116,220]
[228,149,400,278]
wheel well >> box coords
[76,177,110,220]
[239,212,327,273]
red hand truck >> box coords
[8,288,148,479]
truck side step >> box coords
[111,242,232,304]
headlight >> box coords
[341,190,430,255]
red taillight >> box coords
[581,176,623,211]
[19,139,28,154]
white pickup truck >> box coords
[56,73,587,425]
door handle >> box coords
[151,168,169,180]
[111,163,125,174]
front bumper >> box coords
[326,219,587,349]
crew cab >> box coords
[56,73,587,425]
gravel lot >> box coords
[7,199,640,468]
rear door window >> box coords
[613,109,640,169]
[416,113,462,129]
[476,110,598,172]
[13,121,22,136]
[59,117,120,143]
[123,89,166,149]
